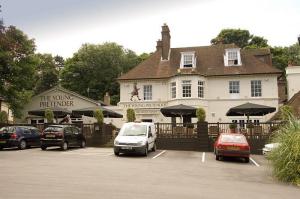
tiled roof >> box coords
[270,91,300,121]
[118,44,282,80]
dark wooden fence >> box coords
[1,121,283,153]
[156,122,283,154]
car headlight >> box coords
[114,140,119,145]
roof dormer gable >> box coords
[180,51,196,68]
[224,48,242,67]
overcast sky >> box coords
[1,0,300,58]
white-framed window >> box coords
[251,80,262,97]
[171,82,176,99]
[254,120,260,125]
[143,85,152,100]
[224,48,241,66]
[198,81,204,98]
[180,52,196,68]
[183,55,193,67]
[182,80,191,98]
[229,81,240,94]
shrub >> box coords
[45,108,54,123]
[280,105,294,121]
[196,107,206,122]
[126,108,136,122]
[229,123,237,129]
[0,111,8,123]
[268,111,300,186]
[93,109,104,125]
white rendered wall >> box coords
[286,66,300,100]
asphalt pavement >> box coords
[0,147,298,199]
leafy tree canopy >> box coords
[60,42,149,105]
[0,22,37,118]
[211,29,268,49]
[34,53,60,94]
[271,44,300,71]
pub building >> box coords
[116,24,288,124]
[19,86,123,126]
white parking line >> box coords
[201,152,205,163]
[250,157,260,167]
[152,150,166,159]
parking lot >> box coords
[0,147,298,199]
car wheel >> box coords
[41,145,47,150]
[143,144,148,156]
[245,157,250,163]
[152,142,156,152]
[215,155,219,160]
[0,146,3,150]
[61,142,68,151]
[114,151,119,156]
[80,140,86,148]
[18,140,27,150]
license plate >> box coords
[46,135,55,138]
[121,146,132,150]
[227,146,239,150]
[0,140,6,144]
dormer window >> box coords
[180,52,196,68]
[224,48,241,66]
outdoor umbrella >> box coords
[160,104,197,117]
[72,106,123,118]
[28,107,71,117]
[226,102,276,120]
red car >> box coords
[214,133,250,163]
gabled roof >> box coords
[270,91,300,121]
[34,86,107,106]
[118,44,282,81]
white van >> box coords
[113,122,156,156]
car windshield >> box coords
[44,126,63,133]
[0,127,16,133]
[220,134,247,143]
[120,124,147,136]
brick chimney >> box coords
[104,92,110,105]
[156,40,162,51]
[161,23,171,60]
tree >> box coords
[93,109,104,125]
[196,107,206,122]
[34,53,59,94]
[60,42,149,105]
[0,23,37,118]
[45,108,54,123]
[54,55,65,70]
[211,29,268,49]
[126,108,136,122]
[247,36,269,49]
[271,44,300,71]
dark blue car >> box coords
[0,126,41,150]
